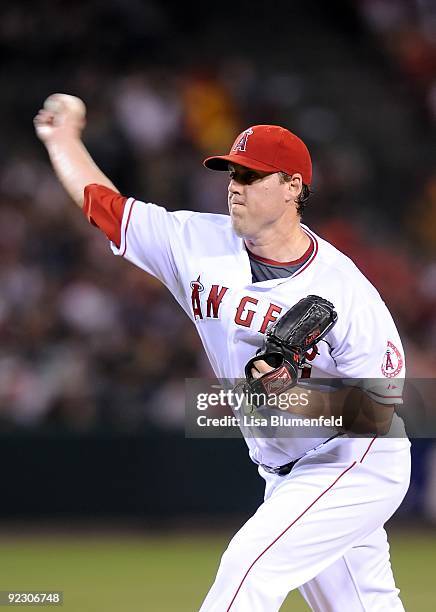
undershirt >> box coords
[248,237,314,283]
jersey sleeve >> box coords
[83,184,126,247]
[331,300,405,405]
[82,183,194,298]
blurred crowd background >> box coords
[0,0,435,519]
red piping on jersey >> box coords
[121,199,136,257]
[367,390,403,400]
[291,227,318,279]
[246,236,314,266]
[226,436,376,610]
[359,436,377,463]
[226,462,352,609]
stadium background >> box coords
[0,0,435,609]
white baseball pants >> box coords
[199,436,411,611]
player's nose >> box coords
[228,178,243,195]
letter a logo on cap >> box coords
[233,128,254,152]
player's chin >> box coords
[230,213,248,238]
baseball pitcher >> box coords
[34,95,410,611]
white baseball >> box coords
[43,93,86,118]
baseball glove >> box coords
[244,295,337,403]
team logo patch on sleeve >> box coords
[381,341,403,377]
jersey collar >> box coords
[240,225,318,288]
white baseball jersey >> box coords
[84,184,410,612]
[84,185,406,467]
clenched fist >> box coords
[34,93,86,144]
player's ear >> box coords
[284,173,303,204]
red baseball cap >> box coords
[203,124,312,184]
